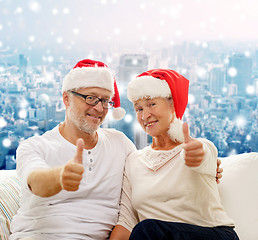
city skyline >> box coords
[0,42,257,170]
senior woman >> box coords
[110,69,239,240]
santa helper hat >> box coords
[62,59,125,120]
[127,69,189,142]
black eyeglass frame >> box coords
[69,90,115,109]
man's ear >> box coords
[62,91,70,107]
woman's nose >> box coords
[141,109,151,121]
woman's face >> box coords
[133,97,175,137]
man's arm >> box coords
[216,158,223,183]
[27,139,85,197]
[27,167,63,197]
[110,225,131,240]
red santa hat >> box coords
[127,69,189,119]
[62,59,125,120]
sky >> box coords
[0,0,258,64]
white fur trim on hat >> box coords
[168,117,184,143]
[127,76,171,102]
[62,67,114,94]
[112,107,126,120]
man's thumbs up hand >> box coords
[182,123,205,167]
[60,138,85,191]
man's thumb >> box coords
[182,122,191,143]
[74,138,84,164]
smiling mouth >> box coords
[145,121,158,127]
[87,114,101,120]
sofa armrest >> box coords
[218,152,258,240]
[0,170,20,240]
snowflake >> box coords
[106,57,112,63]
[3,138,11,148]
[246,134,251,141]
[52,8,58,15]
[139,3,146,10]
[29,1,41,13]
[244,51,250,57]
[137,23,143,29]
[73,28,79,35]
[14,7,23,14]
[227,67,237,77]
[202,42,208,48]
[224,58,229,64]
[124,114,133,123]
[246,85,255,95]
[0,117,7,128]
[196,67,207,79]
[48,56,54,62]
[222,87,227,93]
[18,109,27,119]
[63,8,70,14]
[29,35,35,42]
[132,59,138,65]
[56,37,63,44]
[170,40,175,46]
[235,116,246,128]
[114,28,120,35]
[188,94,195,104]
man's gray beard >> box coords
[167,117,184,143]
[67,105,103,135]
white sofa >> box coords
[0,152,257,240]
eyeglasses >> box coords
[69,90,115,109]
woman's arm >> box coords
[110,225,131,240]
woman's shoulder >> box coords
[127,146,150,161]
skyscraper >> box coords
[112,54,149,148]
[209,64,225,95]
[226,53,252,96]
[19,54,28,76]
[118,54,149,84]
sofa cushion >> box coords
[219,152,258,240]
[0,170,20,239]
[0,153,257,240]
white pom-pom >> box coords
[112,107,126,120]
[167,118,184,143]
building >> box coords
[209,64,225,95]
[19,54,28,76]
[113,54,149,147]
[226,53,253,96]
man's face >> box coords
[66,87,112,134]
